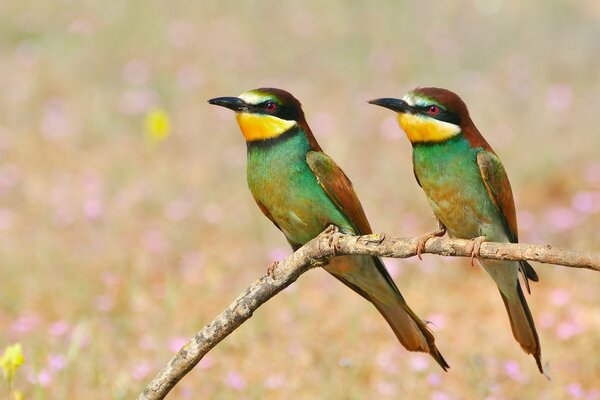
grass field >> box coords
[1,1,599,398]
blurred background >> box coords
[1,0,599,398]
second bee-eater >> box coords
[209,88,448,370]
[370,87,543,373]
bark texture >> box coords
[138,230,599,400]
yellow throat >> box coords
[397,113,460,143]
[236,113,297,142]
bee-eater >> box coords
[208,88,449,370]
[369,87,543,373]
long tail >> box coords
[499,282,543,373]
[326,255,449,371]
[372,292,449,371]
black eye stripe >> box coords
[258,100,275,108]
[416,105,461,125]
[251,101,300,121]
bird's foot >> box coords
[469,236,487,267]
[416,226,447,260]
[322,225,340,256]
[267,261,279,280]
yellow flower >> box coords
[0,344,25,386]
[144,108,171,146]
[13,390,24,400]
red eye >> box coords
[265,101,277,112]
[427,105,440,115]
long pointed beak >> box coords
[368,98,411,113]
[207,96,247,112]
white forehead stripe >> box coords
[404,93,436,107]
[402,94,415,106]
[238,91,268,105]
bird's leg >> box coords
[266,261,279,280]
[321,225,340,256]
[416,221,447,260]
[469,236,487,267]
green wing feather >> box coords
[476,151,518,241]
[476,151,539,286]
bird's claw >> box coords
[322,225,340,256]
[415,227,447,260]
[267,261,279,280]
[469,236,487,267]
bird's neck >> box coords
[246,128,313,190]
[245,126,310,152]
[412,134,475,162]
[412,135,476,179]
[246,127,315,174]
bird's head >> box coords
[208,88,306,142]
[369,87,471,144]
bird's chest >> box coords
[413,143,494,238]
[246,147,337,244]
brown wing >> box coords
[477,151,538,285]
[306,151,372,235]
[476,151,518,242]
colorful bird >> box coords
[369,87,543,373]
[208,88,449,370]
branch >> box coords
[137,231,600,400]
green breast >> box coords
[413,136,504,240]
[246,130,354,245]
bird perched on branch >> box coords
[370,87,543,373]
[209,88,449,370]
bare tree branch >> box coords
[137,230,599,400]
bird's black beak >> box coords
[368,98,411,113]
[207,96,247,112]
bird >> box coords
[208,87,449,370]
[369,87,543,373]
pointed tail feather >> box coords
[521,261,539,282]
[326,255,449,371]
[519,261,539,294]
[372,297,450,371]
[499,282,543,373]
